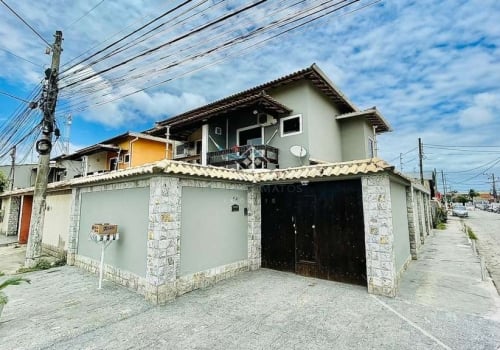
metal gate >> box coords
[261,180,366,285]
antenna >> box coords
[290,145,307,158]
[64,114,72,154]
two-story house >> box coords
[2,64,432,303]
[146,64,391,169]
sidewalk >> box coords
[0,219,499,349]
[0,234,17,247]
[396,216,500,319]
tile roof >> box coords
[146,63,358,135]
[336,108,393,133]
[255,158,394,182]
[2,158,425,197]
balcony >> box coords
[207,145,279,169]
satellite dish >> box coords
[290,145,307,158]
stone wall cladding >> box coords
[406,187,418,259]
[6,196,20,236]
[247,186,262,271]
[42,243,66,259]
[176,259,249,297]
[74,254,147,295]
[147,176,181,304]
[362,174,397,297]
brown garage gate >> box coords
[261,179,366,286]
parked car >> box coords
[451,204,468,218]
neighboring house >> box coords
[0,183,72,258]
[0,164,37,190]
[53,132,171,178]
[146,64,391,169]
[0,65,433,303]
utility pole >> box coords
[441,169,447,208]
[418,138,424,185]
[9,146,16,191]
[25,31,63,267]
[493,174,497,202]
[399,152,403,172]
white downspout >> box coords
[202,124,209,166]
[129,137,139,168]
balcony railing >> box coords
[207,145,279,168]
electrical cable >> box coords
[0,0,52,47]
[0,46,45,67]
[57,0,369,115]
[66,0,106,29]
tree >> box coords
[454,195,468,205]
[469,189,479,202]
[0,172,8,193]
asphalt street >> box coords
[464,208,500,294]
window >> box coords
[280,114,302,137]
[124,153,130,163]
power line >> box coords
[426,143,500,148]
[0,90,36,104]
[57,0,370,114]
[0,46,44,67]
[66,0,106,29]
[0,0,51,47]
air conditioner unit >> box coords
[257,113,277,126]
[174,142,189,159]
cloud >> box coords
[458,93,498,127]
[0,0,499,192]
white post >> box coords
[98,243,105,289]
[202,124,209,166]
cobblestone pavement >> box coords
[0,222,499,349]
[463,209,500,294]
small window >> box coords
[124,153,130,163]
[280,114,302,137]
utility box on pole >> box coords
[25,31,63,267]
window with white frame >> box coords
[280,114,302,137]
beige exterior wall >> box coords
[306,83,343,162]
[42,192,72,252]
[86,151,110,173]
[340,118,376,161]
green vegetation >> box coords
[468,189,479,202]
[0,276,30,305]
[466,226,478,240]
[453,195,468,205]
[436,222,446,230]
[17,257,66,274]
[0,172,8,193]
[433,206,447,228]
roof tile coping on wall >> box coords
[1,158,423,198]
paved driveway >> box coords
[1,220,499,349]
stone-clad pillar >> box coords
[66,189,81,266]
[6,196,21,237]
[406,187,418,260]
[146,176,181,304]
[247,185,261,271]
[362,174,397,297]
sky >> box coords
[0,0,499,193]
